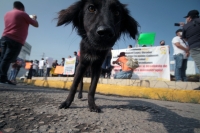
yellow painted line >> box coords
[26,79,200,104]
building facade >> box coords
[18,42,32,60]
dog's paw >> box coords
[89,105,101,113]
[78,93,83,99]
[59,100,71,109]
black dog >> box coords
[77,65,114,100]
[57,0,139,112]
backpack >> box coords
[126,57,139,69]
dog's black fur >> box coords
[77,66,114,99]
[57,0,139,112]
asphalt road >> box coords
[0,83,200,133]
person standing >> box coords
[74,51,79,74]
[15,59,23,78]
[74,51,79,66]
[160,40,170,53]
[60,58,65,66]
[27,60,33,79]
[8,60,18,83]
[128,45,132,49]
[101,48,112,78]
[32,60,38,77]
[51,60,58,77]
[112,52,133,79]
[38,58,45,77]
[52,60,58,68]
[0,1,39,85]
[45,57,53,77]
[160,40,165,46]
[181,10,200,74]
[172,29,189,81]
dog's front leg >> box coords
[59,63,87,109]
[88,63,102,112]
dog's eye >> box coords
[88,5,96,13]
[113,11,120,16]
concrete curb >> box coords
[25,79,200,104]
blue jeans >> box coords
[32,69,37,76]
[38,69,44,77]
[46,68,52,77]
[174,54,187,81]
[8,69,17,81]
[0,37,22,81]
[114,70,133,79]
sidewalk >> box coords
[26,77,200,104]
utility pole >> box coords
[41,53,45,58]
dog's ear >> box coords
[57,1,83,28]
[121,5,140,39]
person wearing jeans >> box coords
[101,48,112,78]
[0,37,22,84]
[38,58,45,77]
[181,10,200,81]
[8,61,18,83]
[0,1,38,85]
[174,54,187,81]
[172,29,189,81]
[112,52,133,79]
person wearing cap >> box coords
[128,45,133,49]
[0,1,39,85]
[160,40,165,46]
[172,29,189,81]
[112,52,133,79]
[180,10,200,74]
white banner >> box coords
[63,57,76,75]
[45,57,53,68]
[111,46,170,81]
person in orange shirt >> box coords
[112,52,133,79]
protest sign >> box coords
[54,66,64,74]
[111,46,170,81]
[63,57,76,75]
[138,32,156,46]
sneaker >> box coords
[6,80,16,85]
[0,79,16,85]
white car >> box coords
[19,71,29,80]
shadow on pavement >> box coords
[98,97,200,133]
[0,85,200,133]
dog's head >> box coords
[57,0,139,50]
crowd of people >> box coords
[25,50,80,79]
[172,10,200,82]
[0,1,199,85]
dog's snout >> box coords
[96,26,115,38]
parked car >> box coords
[19,71,28,81]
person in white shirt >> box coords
[172,29,189,81]
[38,58,45,77]
[45,57,53,77]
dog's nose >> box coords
[96,26,115,38]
